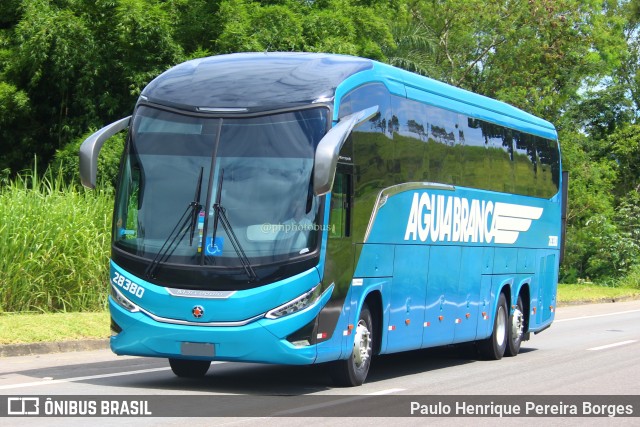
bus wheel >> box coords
[477,293,507,360]
[169,358,211,378]
[330,304,373,387]
[505,295,525,357]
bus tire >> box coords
[169,358,211,378]
[477,292,508,360]
[505,295,525,357]
[330,304,373,387]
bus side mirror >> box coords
[313,106,378,196]
[79,116,131,189]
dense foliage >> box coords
[0,169,112,312]
[2,0,640,310]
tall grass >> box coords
[618,264,640,290]
[0,167,113,313]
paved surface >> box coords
[0,300,639,425]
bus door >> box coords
[317,166,355,354]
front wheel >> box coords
[169,358,211,378]
[477,293,508,360]
[330,304,373,387]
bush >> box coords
[0,167,113,312]
[618,264,640,289]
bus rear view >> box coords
[80,53,565,386]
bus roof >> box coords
[358,61,558,140]
[141,52,372,112]
[141,52,556,139]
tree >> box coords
[0,81,31,172]
[162,0,223,58]
[2,0,98,171]
[0,0,183,173]
[382,21,437,76]
[215,0,394,60]
[412,0,627,122]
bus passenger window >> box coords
[329,172,351,238]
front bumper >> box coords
[109,287,332,365]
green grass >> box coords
[0,311,109,345]
[0,168,113,313]
[557,283,640,305]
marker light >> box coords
[265,285,322,319]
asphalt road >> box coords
[1,300,639,426]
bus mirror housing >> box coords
[79,116,131,189]
[313,106,378,196]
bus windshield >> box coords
[113,106,327,273]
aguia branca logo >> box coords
[404,193,543,245]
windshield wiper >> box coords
[144,167,204,280]
[210,169,258,282]
[189,167,204,246]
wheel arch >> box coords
[499,282,512,314]
[487,278,512,337]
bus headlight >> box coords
[265,285,322,319]
[110,284,140,313]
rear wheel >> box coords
[169,358,211,378]
[330,304,373,387]
[505,295,525,357]
[477,293,508,360]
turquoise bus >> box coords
[80,53,566,386]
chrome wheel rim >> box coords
[353,319,371,368]
[511,307,524,341]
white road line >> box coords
[366,388,405,395]
[0,361,229,391]
[272,389,406,416]
[587,340,637,351]
[272,395,367,416]
[0,367,172,390]
[555,309,640,323]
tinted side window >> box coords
[426,105,462,185]
[392,97,464,185]
[338,83,393,242]
[514,132,537,195]
[392,96,426,183]
[481,121,515,193]
[536,137,560,197]
[329,171,353,238]
[459,117,490,190]
[392,95,558,198]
